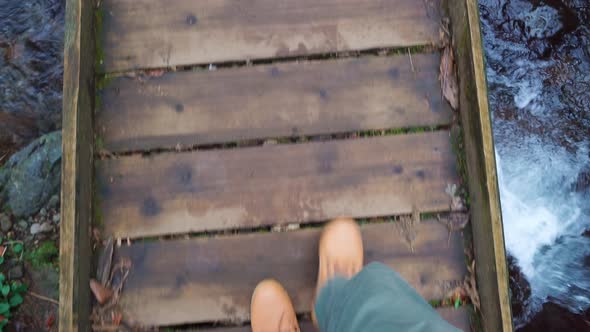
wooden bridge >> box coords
[59,0,513,331]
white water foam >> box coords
[480,0,590,323]
[496,139,590,315]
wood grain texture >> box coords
[97,132,459,238]
[97,54,452,152]
[115,221,467,326]
[196,307,471,331]
[448,0,513,331]
[60,0,94,330]
[98,0,442,72]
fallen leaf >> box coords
[440,46,459,110]
[145,69,165,77]
[112,311,123,326]
[0,246,6,257]
[90,279,114,305]
[96,237,114,286]
[46,315,55,329]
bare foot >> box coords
[251,279,300,332]
[312,218,364,326]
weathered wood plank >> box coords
[447,0,513,331]
[98,0,442,72]
[97,54,452,152]
[60,0,95,330]
[196,307,471,331]
[97,132,459,238]
[115,221,467,326]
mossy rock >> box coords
[0,131,61,217]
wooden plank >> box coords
[196,307,471,331]
[115,221,467,326]
[448,0,513,331]
[96,132,459,238]
[59,0,95,330]
[98,0,442,72]
[97,54,452,152]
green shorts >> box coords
[314,262,462,332]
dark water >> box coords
[0,0,64,155]
[479,0,590,329]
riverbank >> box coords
[0,0,64,329]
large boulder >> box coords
[0,131,61,217]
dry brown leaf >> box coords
[90,279,114,305]
[464,260,481,312]
[111,311,123,326]
[145,69,165,77]
[440,46,459,110]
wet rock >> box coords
[0,0,65,141]
[0,132,61,217]
[574,169,590,192]
[0,214,11,232]
[523,5,563,40]
[517,301,590,332]
[8,264,24,280]
[507,254,532,324]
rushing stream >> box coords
[0,0,64,155]
[479,0,590,328]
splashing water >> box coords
[479,0,590,326]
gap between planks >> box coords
[114,220,467,327]
[96,131,459,239]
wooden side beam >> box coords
[59,0,95,330]
[447,0,513,331]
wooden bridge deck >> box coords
[92,0,473,330]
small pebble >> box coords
[39,208,47,217]
[17,220,28,229]
[52,213,60,224]
[39,222,53,233]
[30,223,42,235]
[30,223,52,235]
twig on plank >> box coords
[28,291,59,305]
[408,49,415,72]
